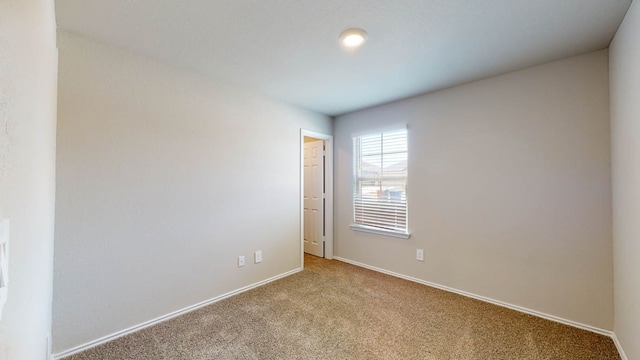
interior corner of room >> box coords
[2,0,640,359]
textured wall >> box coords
[610,0,640,358]
[335,50,613,330]
[53,31,331,353]
[0,0,58,359]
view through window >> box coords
[353,128,408,235]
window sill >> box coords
[350,224,411,239]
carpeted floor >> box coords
[64,254,620,359]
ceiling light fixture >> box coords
[339,28,368,48]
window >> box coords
[352,128,409,238]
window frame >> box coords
[351,128,410,239]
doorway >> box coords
[300,130,333,266]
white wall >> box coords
[335,50,613,330]
[53,31,331,353]
[610,0,640,358]
[0,1,58,359]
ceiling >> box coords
[55,0,632,116]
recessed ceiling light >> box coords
[339,28,367,48]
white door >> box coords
[304,139,324,257]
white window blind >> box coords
[353,129,408,235]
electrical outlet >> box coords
[254,250,262,264]
[238,255,245,267]
[416,249,424,262]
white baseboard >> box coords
[333,257,616,338]
[53,267,303,359]
[55,258,631,360]
[611,333,629,360]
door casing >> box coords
[300,129,334,265]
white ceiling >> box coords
[55,0,632,116]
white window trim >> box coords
[352,127,409,238]
[350,224,411,239]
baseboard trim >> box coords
[53,267,303,359]
[611,333,629,360]
[333,257,614,337]
[54,259,630,359]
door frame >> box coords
[300,129,334,265]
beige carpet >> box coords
[65,254,620,359]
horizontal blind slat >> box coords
[353,128,408,233]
